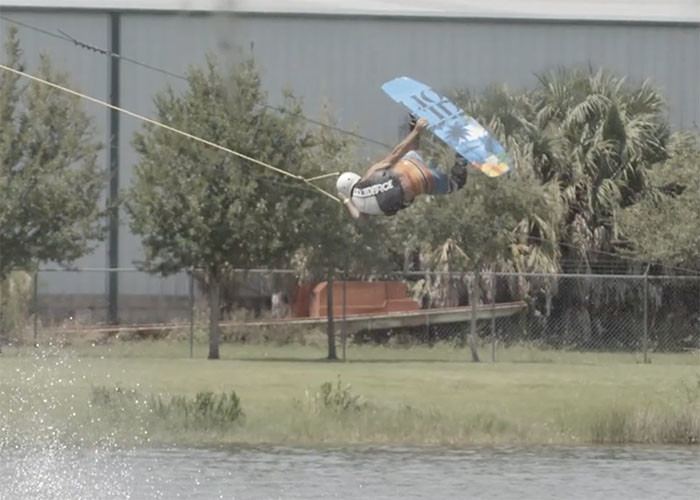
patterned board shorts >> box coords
[394,151,449,196]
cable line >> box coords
[0,62,341,203]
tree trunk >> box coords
[0,277,3,354]
[459,273,468,348]
[208,276,221,360]
[469,271,481,362]
[0,254,4,353]
[326,269,338,360]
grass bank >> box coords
[0,341,698,448]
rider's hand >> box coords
[415,118,429,131]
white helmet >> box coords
[336,172,361,198]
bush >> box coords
[151,391,244,428]
[90,386,244,429]
[302,376,366,414]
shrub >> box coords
[303,376,366,414]
[90,386,244,429]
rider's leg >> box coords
[401,151,466,195]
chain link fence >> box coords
[1,268,698,362]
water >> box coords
[1,445,698,499]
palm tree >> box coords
[520,68,671,347]
[527,68,670,273]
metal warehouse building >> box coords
[0,0,698,322]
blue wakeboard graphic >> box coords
[381,76,511,177]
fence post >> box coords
[342,277,347,362]
[189,270,194,359]
[469,271,481,362]
[326,271,337,360]
[491,273,496,363]
[461,273,469,348]
[32,271,38,347]
[0,274,3,354]
[426,314,431,347]
[643,273,649,364]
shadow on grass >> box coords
[227,356,472,364]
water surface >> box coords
[1,445,698,499]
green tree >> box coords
[452,70,671,271]
[0,28,104,281]
[522,68,669,271]
[126,56,314,359]
[616,132,700,270]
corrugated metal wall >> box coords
[221,15,699,145]
[1,10,699,300]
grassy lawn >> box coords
[15,338,697,364]
[1,341,698,448]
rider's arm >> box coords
[382,118,428,166]
[361,118,428,181]
[340,195,362,219]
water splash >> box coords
[0,346,160,500]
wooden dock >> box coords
[220,300,527,334]
[44,301,526,336]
